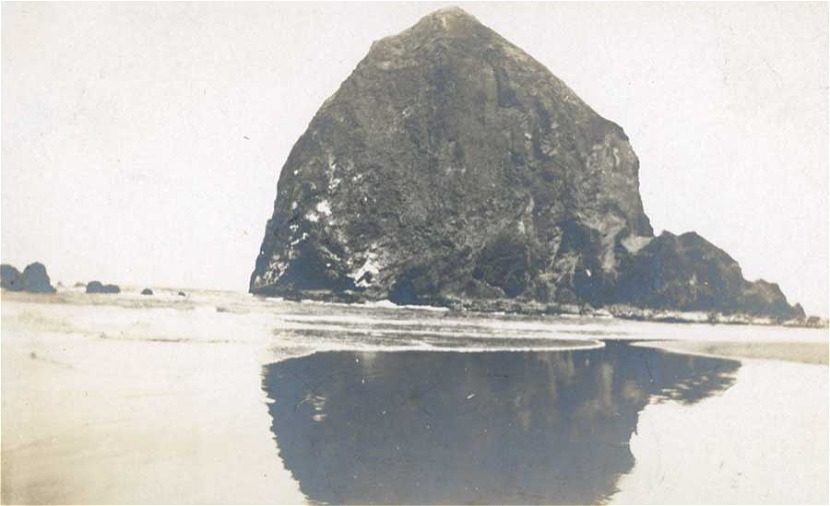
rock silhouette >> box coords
[251,7,802,320]
[1,262,56,293]
[86,281,120,294]
[1,264,21,291]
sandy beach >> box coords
[633,339,828,365]
[613,338,828,504]
[1,291,305,504]
[612,343,828,504]
[2,289,827,504]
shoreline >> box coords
[4,288,828,330]
[253,289,828,329]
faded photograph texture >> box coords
[2,3,828,504]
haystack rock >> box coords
[251,7,803,320]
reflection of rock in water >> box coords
[262,343,739,504]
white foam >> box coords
[349,251,380,287]
[315,200,332,217]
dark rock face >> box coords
[21,263,57,293]
[613,232,804,319]
[251,8,802,320]
[1,264,22,291]
[1,262,56,293]
[141,288,154,295]
[86,281,120,294]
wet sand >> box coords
[1,290,603,504]
[611,358,828,504]
[2,290,827,504]
[1,293,306,504]
[612,338,828,504]
[636,339,828,365]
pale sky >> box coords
[2,2,827,316]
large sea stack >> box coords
[251,8,802,320]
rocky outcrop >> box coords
[1,264,21,291]
[86,281,120,294]
[612,232,804,320]
[1,262,56,293]
[250,7,803,320]
[141,288,154,295]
